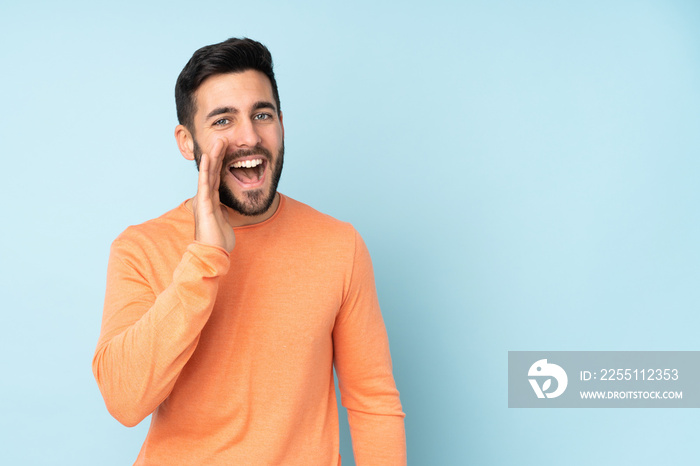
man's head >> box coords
[174,38,284,218]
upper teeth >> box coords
[231,158,263,169]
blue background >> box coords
[1,1,699,464]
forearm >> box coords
[92,241,229,427]
[338,351,407,465]
[348,410,406,465]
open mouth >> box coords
[227,157,267,186]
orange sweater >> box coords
[93,195,406,465]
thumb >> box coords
[219,204,232,226]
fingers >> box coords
[197,150,211,202]
[196,138,227,203]
[192,139,234,250]
[208,138,226,195]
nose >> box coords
[232,117,262,148]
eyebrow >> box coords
[206,106,238,120]
[205,101,278,120]
[252,101,277,112]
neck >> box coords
[227,192,281,227]
[185,193,280,228]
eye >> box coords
[213,118,230,126]
[253,113,272,121]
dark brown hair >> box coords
[175,38,280,131]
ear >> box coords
[175,124,195,161]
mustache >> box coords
[223,145,273,167]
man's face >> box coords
[190,70,284,216]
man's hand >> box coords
[192,138,236,252]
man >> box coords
[92,38,406,465]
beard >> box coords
[193,139,284,216]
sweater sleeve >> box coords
[92,238,230,427]
[333,229,406,465]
